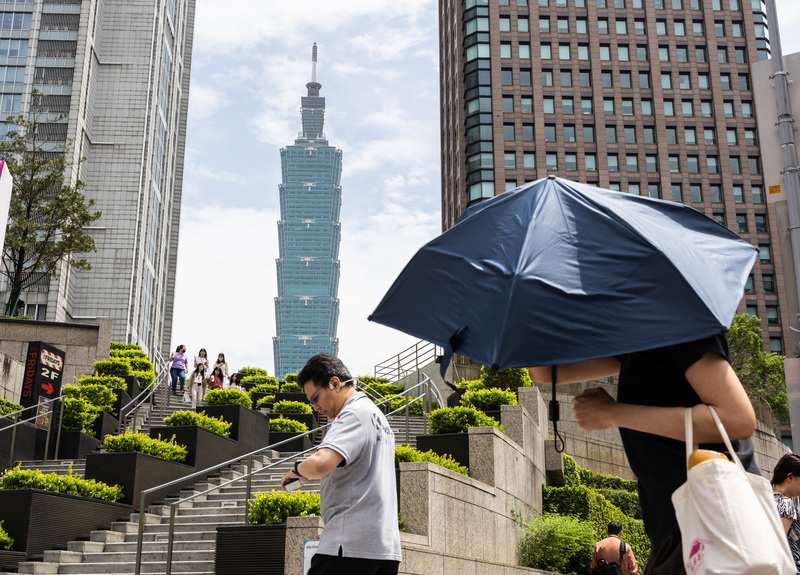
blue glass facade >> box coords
[273,55,341,380]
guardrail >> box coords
[133,376,440,575]
[374,340,441,382]
[117,348,170,435]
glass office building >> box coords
[273,46,342,380]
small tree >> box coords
[0,94,101,316]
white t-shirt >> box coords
[315,392,402,562]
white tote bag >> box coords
[671,405,794,575]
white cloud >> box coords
[186,82,231,119]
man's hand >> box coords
[280,469,308,491]
[572,387,617,431]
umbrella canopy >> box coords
[369,176,757,371]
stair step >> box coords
[57,559,214,574]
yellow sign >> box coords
[769,185,782,195]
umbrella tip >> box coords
[367,315,372,322]
[547,175,556,180]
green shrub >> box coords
[389,395,424,416]
[110,342,144,352]
[394,444,469,476]
[0,519,12,550]
[248,382,279,395]
[94,360,131,377]
[427,406,503,434]
[101,432,188,462]
[480,366,532,392]
[241,375,279,387]
[61,396,101,435]
[126,358,153,372]
[563,454,580,487]
[248,489,320,525]
[109,348,147,359]
[273,400,312,414]
[280,382,303,393]
[203,389,252,409]
[515,511,596,575]
[75,375,127,390]
[239,366,269,377]
[357,375,391,387]
[460,388,518,411]
[577,468,638,493]
[0,397,23,418]
[255,396,275,408]
[455,378,485,390]
[283,373,297,383]
[163,410,231,437]
[597,488,642,519]
[132,369,156,389]
[0,464,123,502]
[269,417,308,433]
[63,384,116,414]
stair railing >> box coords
[373,340,440,383]
[134,376,439,575]
[117,348,170,435]
[2,394,67,468]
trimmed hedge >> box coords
[395,444,469,476]
[577,467,638,493]
[203,389,252,409]
[75,375,127,390]
[241,376,279,387]
[248,489,320,525]
[63,384,116,414]
[283,373,297,384]
[0,464,123,502]
[269,417,308,433]
[389,395,424,416]
[564,454,580,486]
[0,519,12,550]
[0,397,22,418]
[110,342,143,352]
[109,348,147,359]
[460,388,517,411]
[480,366,532,392]
[280,382,303,393]
[248,382,279,395]
[427,406,503,434]
[273,400,312,414]
[255,395,275,408]
[60,396,101,435]
[101,432,188,463]
[455,378,485,390]
[238,366,270,377]
[515,511,596,575]
[163,410,232,437]
[94,359,131,377]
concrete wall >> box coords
[0,318,112,402]
[0,349,24,404]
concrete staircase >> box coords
[16,459,86,477]
[6,453,319,575]
[388,415,428,449]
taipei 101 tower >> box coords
[273,44,342,381]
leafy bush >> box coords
[357,375,391,387]
[515,511,596,575]
[242,375,279,387]
[101,432,188,463]
[238,366,270,377]
[563,454,580,487]
[389,395,424,416]
[578,467,638,492]
[283,373,297,383]
[269,417,308,433]
[273,400,312,414]
[203,389,252,409]
[94,359,131,377]
[61,396,101,435]
[132,369,156,389]
[461,388,518,411]
[248,383,279,395]
[0,397,22,418]
[455,378,485,390]
[109,348,147,359]
[75,375,127,390]
[395,444,469,476]
[597,488,642,519]
[0,519,12,550]
[63,384,116,414]
[110,342,144,352]
[480,366,532,392]
[255,396,275,408]
[163,410,231,437]
[360,376,403,397]
[427,406,503,434]
[280,382,303,393]
[0,464,123,502]
[126,358,153,372]
[248,489,320,525]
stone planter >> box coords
[91,411,119,442]
[0,489,130,557]
[416,432,470,469]
[446,388,467,407]
[215,524,286,575]
[483,410,502,423]
[267,432,313,453]
[84,451,193,507]
[274,392,308,404]
[268,412,316,432]
[112,388,132,420]
[0,417,39,466]
[198,404,268,453]
[250,392,277,409]
[149,425,240,469]
[48,430,101,460]
[120,375,140,399]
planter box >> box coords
[250,392,277,407]
[215,524,286,575]
[0,417,40,466]
[49,430,101,460]
[0,550,26,571]
[112,388,132,422]
[267,432,313,453]
[91,411,120,442]
[416,432,470,469]
[483,410,502,423]
[274,392,308,404]
[198,404,268,453]
[84,451,193,507]
[121,375,140,400]
[0,489,130,556]
[267,412,315,432]
[149,425,240,470]
[446,388,467,407]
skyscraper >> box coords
[439,0,791,355]
[0,0,194,358]
[273,45,342,380]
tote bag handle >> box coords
[684,405,745,472]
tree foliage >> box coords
[0,96,101,315]
[727,313,789,422]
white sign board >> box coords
[303,539,319,574]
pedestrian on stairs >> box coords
[280,354,402,575]
[189,363,207,409]
[169,344,188,394]
[591,521,639,575]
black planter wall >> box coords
[149,425,240,469]
[267,432,313,453]
[198,404,268,453]
[416,432,470,469]
[47,430,100,460]
[215,524,286,575]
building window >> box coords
[521,97,533,113]
[546,153,558,170]
[606,125,617,143]
[558,18,569,33]
[733,185,744,203]
[578,44,590,60]
[707,156,719,173]
[720,74,731,90]
[618,45,630,61]
[621,72,633,88]
[698,74,710,89]
[666,127,677,144]
[748,156,760,174]
[646,155,658,172]
[542,70,554,86]
[617,20,628,34]
[624,126,636,143]
[679,73,691,89]
[608,154,619,171]
[626,155,639,171]
[599,19,609,34]
[524,153,536,169]
[559,44,571,59]
[600,45,611,60]
[713,213,725,226]
[744,274,754,294]
[503,97,514,113]
[518,17,529,32]
[580,71,592,87]
[671,183,682,201]
[685,128,696,145]
[696,47,707,63]
[718,47,728,63]
[755,214,768,232]
[709,184,722,202]
[504,124,515,140]
[501,44,512,59]
[643,126,656,143]
[565,153,578,170]
[730,156,741,174]
[727,128,737,145]
[506,181,517,192]
[770,338,783,354]
[585,153,597,170]
[742,102,753,118]
[687,155,699,173]
[522,124,534,141]
[581,98,593,114]
[662,73,672,89]
[505,152,516,169]
[576,18,588,33]
[562,97,574,114]
[677,47,688,62]
[664,100,674,116]
[564,124,576,142]
[469,182,495,201]
[541,44,552,59]
[545,124,557,142]
[763,274,775,294]
[736,214,747,233]
[561,70,572,87]
[690,184,702,202]
[752,185,764,203]
[759,244,771,263]
[519,44,531,59]
[641,99,653,115]
[622,99,634,115]
[540,17,551,33]
[766,305,779,325]
[637,45,648,61]
[659,47,669,62]
[704,127,716,144]
[648,184,660,198]
[745,128,757,145]
[746,305,758,318]
[669,156,679,172]
[682,100,694,116]
[501,69,513,85]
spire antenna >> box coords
[311,43,317,83]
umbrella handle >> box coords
[550,366,565,453]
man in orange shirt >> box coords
[591,521,639,575]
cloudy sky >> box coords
[171,0,800,378]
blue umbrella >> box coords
[369,176,757,373]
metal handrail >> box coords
[133,376,438,575]
[374,339,441,382]
[116,348,170,434]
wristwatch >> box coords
[293,459,305,478]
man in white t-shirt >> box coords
[281,354,402,575]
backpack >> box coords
[591,540,626,575]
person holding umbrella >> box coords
[529,335,757,573]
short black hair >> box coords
[607,521,622,535]
[297,354,353,389]
[773,453,800,485]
